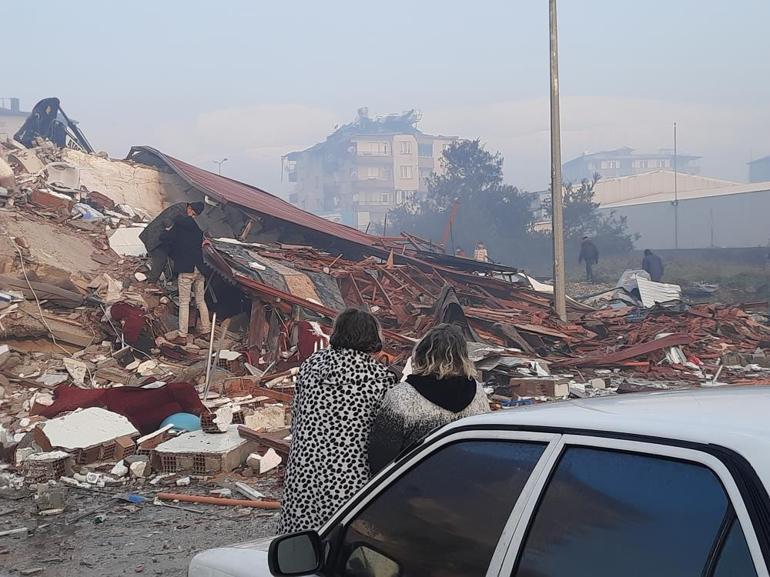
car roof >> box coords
[449,386,770,481]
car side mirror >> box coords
[268,531,323,577]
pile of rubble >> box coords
[2,116,770,536]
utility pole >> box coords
[213,158,228,175]
[549,0,567,321]
[672,122,679,249]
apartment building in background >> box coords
[562,146,700,183]
[284,108,456,231]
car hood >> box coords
[188,536,273,577]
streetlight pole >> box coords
[213,158,228,175]
[549,0,567,322]
[672,122,679,249]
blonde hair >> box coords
[412,324,477,380]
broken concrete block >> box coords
[33,407,138,464]
[504,377,570,398]
[247,448,282,475]
[34,482,67,512]
[589,378,606,390]
[23,451,73,481]
[201,406,234,434]
[244,406,285,433]
[246,453,261,471]
[125,454,149,466]
[110,462,129,478]
[29,188,74,212]
[210,488,233,498]
[258,448,282,474]
[130,461,150,478]
[114,436,136,461]
[155,426,253,475]
[176,476,191,487]
[63,358,88,386]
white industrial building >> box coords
[595,171,770,249]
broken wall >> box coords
[62,149,190,216]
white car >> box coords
[189,386,770,577]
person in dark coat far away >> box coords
[161,202,210,344]
[642,249,664,282]
[578,236,599,282]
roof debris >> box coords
[1,123,769,570]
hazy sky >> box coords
[6,0,770,194]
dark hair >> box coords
[412,324,477,379]
[329,308,383,353]
[188,202,205,216]
[644,249,652,255]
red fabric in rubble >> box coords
[32,382,206,434]
[109,302,147,344]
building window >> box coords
[381,193,391,204]
[367,166,381,179]
[400,141,412,155]
[418,143,433,157]
[400,166,414,179]
[657,159,669,168]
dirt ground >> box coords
[0,475,282,577]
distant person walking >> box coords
[578,236,599,282]
[161,202,211,344]
[474,241,489,263]
[642,249,664,282]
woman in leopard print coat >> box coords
[278,309,397,534]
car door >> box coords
[496,435,769,577]
[316,430,561,577]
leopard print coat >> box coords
[278,346,397,534]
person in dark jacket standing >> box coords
[578,236,599,282]
[642,249,664,282]
[368,324,490,476]
[161,202,210,344]
[139,203,188,282]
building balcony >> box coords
[355,177,394,190]
[355,154,393,165]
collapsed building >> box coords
[1,99,770,523]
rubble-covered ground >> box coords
[2,133,770,576]
[0,474,281,576]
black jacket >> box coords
[642,253,664,282]
[579,240,599,264]
[139,203,187,252]
[368,374,490,475]
[161,215,205,274]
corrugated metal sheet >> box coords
[636,277,682,308]
[127,146,382,251]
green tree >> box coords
[390,139,534,263]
